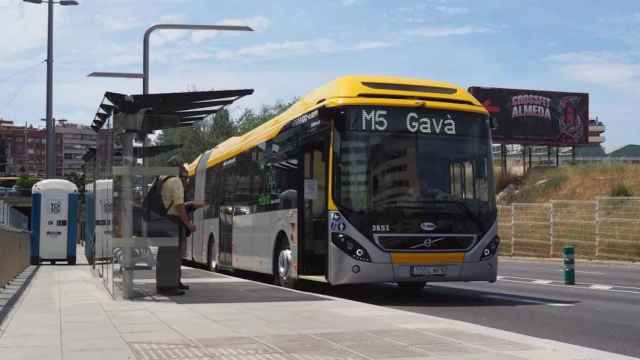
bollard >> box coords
[563,245,575,285]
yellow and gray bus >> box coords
[183,75,499,289]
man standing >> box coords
[154,156,205,296]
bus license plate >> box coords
[411,265,447,276]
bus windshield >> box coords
[334,106,496,233]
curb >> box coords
[0,266,39,328]
[499,255,640,267]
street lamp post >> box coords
[90,24,253,94]
[141,24,252,94]
[23,0,79,179]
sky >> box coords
[0,0,639,150]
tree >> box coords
[236,100,295,134]
[152,99,296,165]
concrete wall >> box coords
[0,226,31,288]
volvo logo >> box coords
[409,236,446,249]
[420,222,437,231]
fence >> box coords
[0,201,29,231]
[498,197,640,261]
[0,227,31,288]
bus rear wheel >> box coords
[274,240,297,289]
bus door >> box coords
[299,138,328,276]
[218,166,235,269]
[218,205,233,268]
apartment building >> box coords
[0,119,96,177]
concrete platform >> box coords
[0,264,636,360]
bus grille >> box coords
[375,234,476,252]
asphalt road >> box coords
[204,257,640,358]
[300,258,640,358]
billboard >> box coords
[469,87,589,146]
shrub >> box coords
[15,175,39,189]
[610,183,633,197]
[14,175,39,196]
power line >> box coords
[3,62,46,111]
[0,59,46,85]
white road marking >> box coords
[590,284,613,290]
[554,270,606,275]
[532,280,553,284]
[497,276,640,295]
[483,294,574,307]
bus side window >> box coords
[450,161,476,200]
[475,158,490,202]
[257,134,301,211]
[205,166,218,218]
[450,162,463,198]
[219,162,235,210]
[464,161,474,199]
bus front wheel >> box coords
[397,281,426,293]
[274,240,297,289]
[206,235,215,271]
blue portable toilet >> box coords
[31,179,79,265]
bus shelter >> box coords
[87,88,252,299]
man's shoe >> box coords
[178,283,190,290]
[157,287,185,296]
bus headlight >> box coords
[331,233,371,263]
[481,236,500,260]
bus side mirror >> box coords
[489,116,498,130]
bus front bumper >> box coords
[328,248,498,285]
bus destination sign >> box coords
[344,106,487,137]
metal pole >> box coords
[120,129,135,299]
[46,0,56,178]
[563,245,575,285]
[142,24,253,94]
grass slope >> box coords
[498,164,640,204]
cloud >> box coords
[434,6,470,15]
[544,51,640,88]
[215,39,337,61]
[0,3,49,59]
[97,15,143,32]
[341,0,359,6]
[209,38,391,61]
[406,26,491,37]
[598,12,640,24]
[353,41,392,50]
